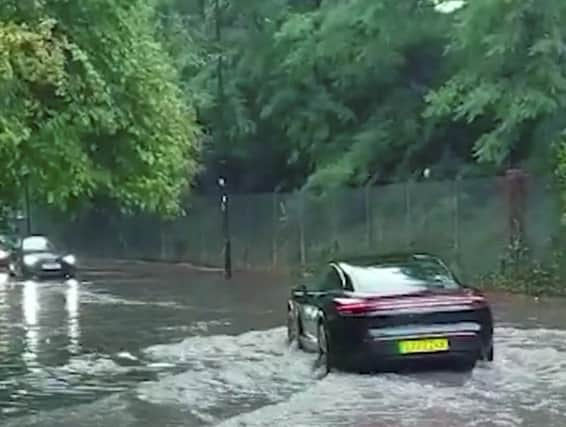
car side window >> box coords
[325,268,343,291]
[305,270,324,292]
[311,267,342,292]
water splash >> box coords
[141,326,566,427]
[5,325,566,427]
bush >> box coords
[479,238,566,296]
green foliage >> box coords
[5,0,566,223]
[480,239,566,296]
[162,0,455,192]
[154,0,566,211]
[0,0,200,214]
[556,134,566,224]
[270,0,452,191]
[426,0,566,168]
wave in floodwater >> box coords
[75,289,182,308]
[139,326,566,427]
[6,325,566,427]
[139,328,318,424]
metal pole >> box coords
[365,171,381,251]
[298,191,306,266]
[24,174,31,235]
[405,181,412,249]
[219,177,232,279]
[272,190,278,270]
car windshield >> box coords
[22,236,54,252]
[341,259,459,295]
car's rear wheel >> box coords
[287,307,298,344]
[482,344,494,362]
[316,320,333,375]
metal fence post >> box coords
[365,185,373,249]
[160,222,166,261]
[453,178,462,278]
[299,191,306,266]
[504,169,529,247]
[24,173,32,235]
[272,191,278,270]
[331,194,338,253]
[405,181,412,249]
[200,215,206,265]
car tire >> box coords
[484,344,494,362]
[287,306,298,344]
[316,320,333,374]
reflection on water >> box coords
[66,279,81,355]
[19,280,82,367]
[0,272,9,287]
[0,274,8,353]
[22,281,40,370]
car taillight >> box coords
[334,298,380,315]
[334,294,487,315]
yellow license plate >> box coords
[398,338,449,354]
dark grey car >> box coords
[10,235,77,279]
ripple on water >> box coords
[76,289,182,308]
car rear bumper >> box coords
[334,325,489,372]
[343,334,483,372]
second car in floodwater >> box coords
[9,235,77,280]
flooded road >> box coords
[0,263,565,426]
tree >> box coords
[162,0,454,193]
[0,0,200,214]
[158,0,566,207]
[425,0,566,173]
[268,0,451,192]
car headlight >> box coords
[0,250,8,259]
[63,254,76,265]
[23,255,39,266]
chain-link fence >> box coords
[24,176,563,281]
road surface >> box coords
[0,262,565,426]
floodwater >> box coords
[0,262,565,427]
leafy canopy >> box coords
[0,0,200,214]
[426,0,566,168]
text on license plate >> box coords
[398,338,449,354]
[42,263,61,270]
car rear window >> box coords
[341,260,459,295]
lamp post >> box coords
[21,171,31,236]
[15,210,25,243]
[218,177,232,279]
